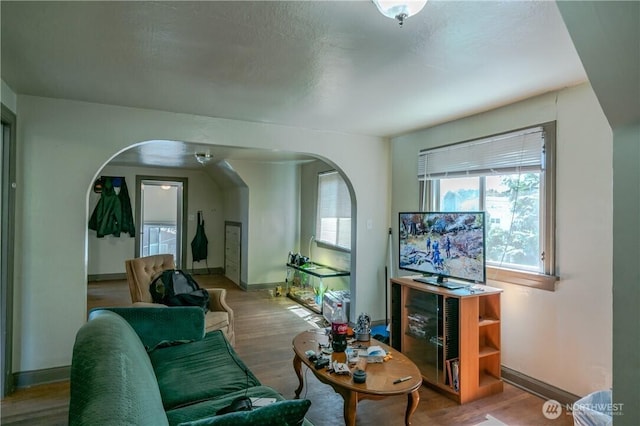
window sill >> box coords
[486,266,558,291]
[316,240,351,254]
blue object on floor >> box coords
[371,325,389,337]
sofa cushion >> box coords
[150,330,261,410]
[177,399,311,426]
[166,386,313,426]
[165,386,283,425]
[91,306,206,351]
[69,310,169,426]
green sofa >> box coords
[69,307,313,426]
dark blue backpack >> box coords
[150,269,209,312]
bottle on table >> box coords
[331,302,348,353]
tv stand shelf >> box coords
[390,277,503,404]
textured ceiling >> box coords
[1,0,588,167]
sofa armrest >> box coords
[206,288,234,333]
[71,310,170,426]
[90,306,206,350]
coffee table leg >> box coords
[293,353,303,398]
[342,390,357,426]
[404,389,420,426]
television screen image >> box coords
[399,212,486,284]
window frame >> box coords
[419,122,557,291]
[315,170,352,252]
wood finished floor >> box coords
[1,274,574,425]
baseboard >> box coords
[238,280,247,291]
[88,268,224,282]
[190,267,224,276]
[501,366,580,406]
[13,365,70,389]
[244,281,284,291]
[88,273,127,282]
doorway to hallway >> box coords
[135,176,188,268]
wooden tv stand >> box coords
[390,277,503,404]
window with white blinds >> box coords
[418,123,557,291]
[418,127,545,180]
[316,171,351,250]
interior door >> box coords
[135,176,188,268]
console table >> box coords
[285,263,350,314]
[390,277,503,403]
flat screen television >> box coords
[399,212,486,285]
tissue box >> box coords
[365,345,385,363]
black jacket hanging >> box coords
[116,177,135,237]
[191,211,208,262]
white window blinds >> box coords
[418,126,545,180]
[316,171,351,249]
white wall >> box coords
[391,83,612,397]
[87,164,224,275]
[1,80,17,113]
[226,160,300,286]
[13,95,389,372]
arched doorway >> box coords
[86,140,357,314]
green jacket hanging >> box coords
[88,177,135,238]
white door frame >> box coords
[135,175,188,268]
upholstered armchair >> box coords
[124,254,235,346]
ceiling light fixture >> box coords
[372,0,427,26]
[195,152,212,165]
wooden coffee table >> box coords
[292,330,422,426]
